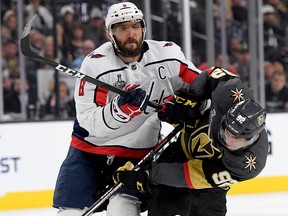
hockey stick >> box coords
[82,124,183,216]
[20,15,159,109]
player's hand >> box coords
[112,161,134,184]
[112,162,149,193]
[158,88,202,129]
[111,84,148,122]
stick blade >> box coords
[20,14,38,57]
[21,14,37,39]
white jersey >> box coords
[71,40,201,158]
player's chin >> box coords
[125,43,138,50]
[225,145,238,151]
[122,46,141,56]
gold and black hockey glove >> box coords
[158,88,202,131]
[112,162,149,193]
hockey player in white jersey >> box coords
[53,2,201,216]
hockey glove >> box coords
[113,162,149,193]
[112,161,134,184]
[158,88,202,130]
[111,84,148,123]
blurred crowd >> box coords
[1,0,288,121]
[1,0,108,120]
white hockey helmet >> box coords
[105,2,146,56]
[105,2,146,32]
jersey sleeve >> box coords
[150,158,248,190]
[150,160,216,189]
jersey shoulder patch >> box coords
[163,42,174,47]
[182,124,222,160]
[90,53,106,59]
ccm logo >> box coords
[55,64,86,79]
[176,97,197,108]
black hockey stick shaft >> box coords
[20,15,159,109]
[81,124,183,216]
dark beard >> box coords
[114,37,142,57]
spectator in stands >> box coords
[40,80,75,119]
[28,29,46,54]
[264,0,288,26]
[25,0,53,35]
[235,46,251,86]
[214,2,247,50]
[264,60,275,84]
[3,75,13,114]
[4,78,21,114]
[4,78,31,115]
[1,10,17,43]
[1,39,19,78]
[71,39,96,70]
[40,35,54,67]
[262,4,286,59]
[39,36,62,68]
[227,0,248,46]
[265,61,288,112]
[3,77,38,119]
[24,29,47,107]
[56,4,76,48]
[62,22,86,66]
[231,0,248,24]
[228,35,242,65]
[85,7,107,46]
[278,41,288,75]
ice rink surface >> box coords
[0,192,287,216]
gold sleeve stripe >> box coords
[185,160,212,189]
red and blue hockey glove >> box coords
[112,162,149,193]
[158,89,202,130]
[111,84,148,123]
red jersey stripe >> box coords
[71,135,152,158]
[184,162,194,189]
[95,87,108,106]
